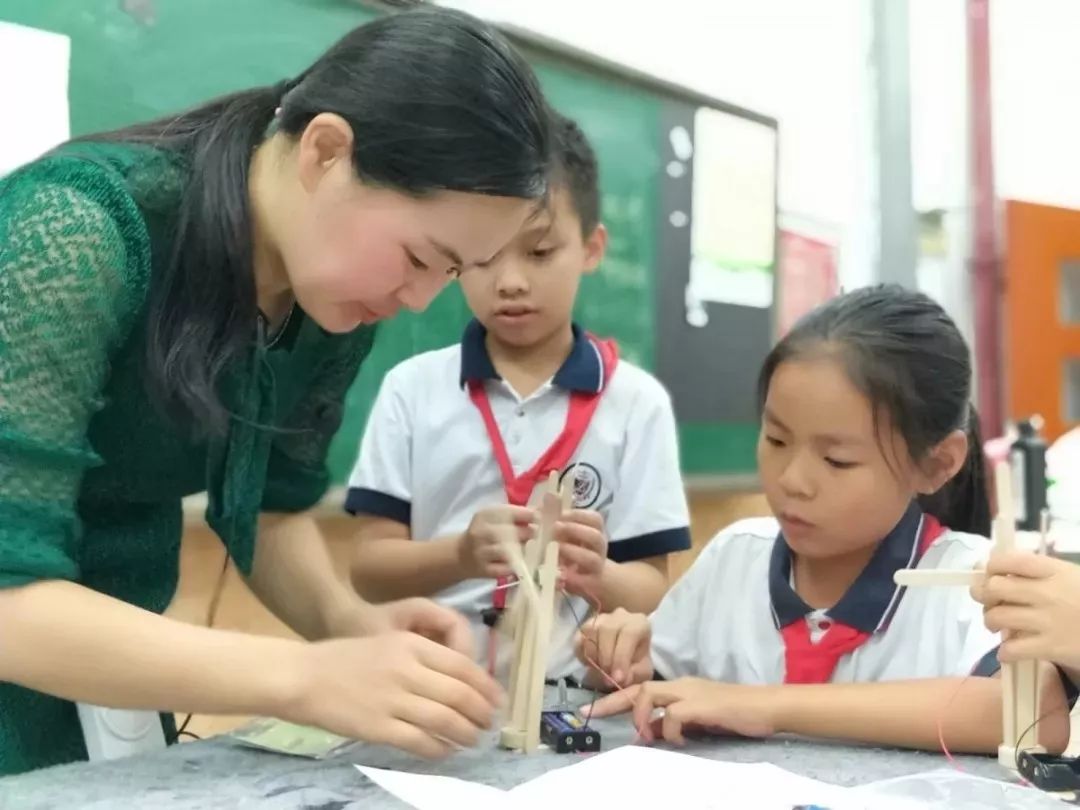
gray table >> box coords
[0,689,1020,810]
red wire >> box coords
[576,584,651,744]
[933,672,980,771]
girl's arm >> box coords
[770,667,1069,754]
[589,666,1071,755]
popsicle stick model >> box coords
[498,472,574,753]
[892,460,1043,771]
[892,569,982,587]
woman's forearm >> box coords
[0,579,304,716]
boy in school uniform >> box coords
[345,114,691,682]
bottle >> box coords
[1010,416,1048,531]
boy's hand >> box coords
[457,505,537,580]
[583,679,778,745]
[971,550,1080,669]
[574,607,653,689]
[555,509,608,598]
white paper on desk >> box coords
[357,765,506,810]
[853,768,1070,809]
[0,22,70,177]
[358,745,924,810]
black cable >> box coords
[1013,704,1058,774]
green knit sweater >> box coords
[0,141,376,775]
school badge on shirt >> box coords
[561,462,603,509]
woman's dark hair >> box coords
[82,6,552,435]
[757,284,991,536]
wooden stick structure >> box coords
[497,471,572,753]
[892,460,1043,773]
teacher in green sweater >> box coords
[0,7,551,775]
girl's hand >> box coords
[574,607,653,689]
[584,678,779,745]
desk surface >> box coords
[0,693,1034,810]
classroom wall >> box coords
[907,0,1080,351]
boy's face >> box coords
[457,184,606,349]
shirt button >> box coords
[516,407,525,417]
[818,620,832,630]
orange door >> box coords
[1004,200,1080,441]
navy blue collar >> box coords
[458,319,604,394]
[768,501,925,634]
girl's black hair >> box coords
[82,6,552,435]
[757,284,991,537]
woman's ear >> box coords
[916,429,970,495]
[296,113,355,193]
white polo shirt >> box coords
[347,320,692,681]
[650,505,1002,684]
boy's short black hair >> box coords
[550,112,601,236]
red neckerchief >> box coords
[467,335,619,610]
[781,515,947,684]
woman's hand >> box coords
[326,596,477,659]
[281,631,503,759]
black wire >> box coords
[1012,696,1075,779]
[562,593,600,729]
[1013,705,1056,773]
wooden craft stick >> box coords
[1001,657,1018,756]
[501,531,540,612]
[893,569,982,587]
[523,542,559,753]
[500,474,569,754]
[510,606,535,733]
[536,493,561,560]
[1015,658,1038,748]
[560,474,574,512]
[994,461,1017,552]
[993,461,1019,760]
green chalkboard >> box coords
[2,0,767,482]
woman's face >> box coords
[274,116,537,333]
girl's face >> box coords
[274,116,537,334]
[757,355,947,560]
